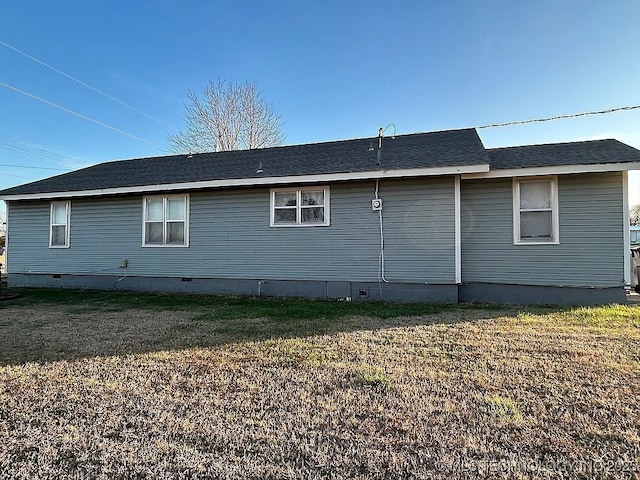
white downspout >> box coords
[454,175,461,284]
[623,171,631,287]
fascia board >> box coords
[0,163,490,201]
[461,162,640,180]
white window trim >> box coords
[49,201,71,248]
[513,176,559,245]
[270,186,330,227]
[142,194,190,247]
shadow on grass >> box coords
[0,288,533,366]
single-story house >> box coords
[1,128,639,305]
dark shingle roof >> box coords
[2,130,639,198]
[487,139,640,169]
[0,128,489,196]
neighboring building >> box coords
[631,225,640,245]
[1,128,639,305]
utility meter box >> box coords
[372,199,383,211]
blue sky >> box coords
[1,0,639,219]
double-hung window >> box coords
[50,201,70,248]
[513,176,559,244]
[143,195,189,246]
[270,186,330,226]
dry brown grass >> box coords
[0,301,639,479]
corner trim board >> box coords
[623,171,631,286]
[454,175,461,284]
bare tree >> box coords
[167,80,284,153]
[631,204,640,226]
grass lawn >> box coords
[0,289,639,479]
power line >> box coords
[0,162,65,171]
[1,141,56,162]
[0,140,76,166]
[0,81,160,147]
[1,172,31,180]
[476,104,640,129]
[0,39,172,128]
[3,138,79,163]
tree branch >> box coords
[167,80,283,154]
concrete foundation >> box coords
[8,273,628,305]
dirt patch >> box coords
[0,306,204,364]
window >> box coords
[50,201,70,248]
[143,195,189,246]
[513,177,559,244]
[270,186,330,226]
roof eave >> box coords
[461,162,640,180]
[0,163,490,201]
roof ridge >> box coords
[487,138,620,151]
[99,127,481,164]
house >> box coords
[632,226,640,292]
[1,128,639,305]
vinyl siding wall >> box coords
[6,177,456,284]
[461,172,625,287]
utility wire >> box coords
[1,138,78,163]
[0,39,172,127]
[475,104,640,129]
[0,163,65,170]
[0,141,76,166]
[1,172,32,180]
[0,81,160,147]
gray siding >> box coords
[7,178,456,284]
[461,172,625,287]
